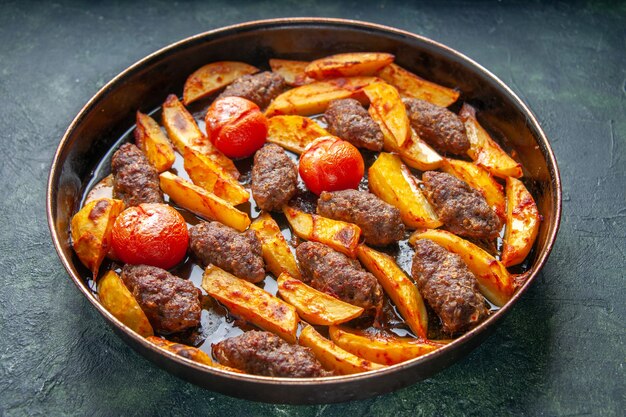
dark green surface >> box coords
[1,1,624,416]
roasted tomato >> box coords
[111,203,189,269]
[299,136,364,195]
[205,96,268,159]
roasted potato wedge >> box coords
[283,206,361,257]
[162,94,239,179]
[134,111,175,172]
[460,103,523,179]
[70,198,125,277]
[250,212,301,279]
[410,229,514,306]
[159,171,250,232]
[375,63,460,107]
[442,158,506,222]
[183,61,259,105]
[183,147,250,205]
[269,59,313,86]
[267,115,330,154]
[98,270,153,337]
[364,81,410,146]
[376,121,443,171]
[329,327,442,365]
[265,76,379,117]
[501,177,541,267]
[357,245,428,339]
[305,52,394,80]
[368,153,442,229]
[277,272,364,325]
[146,336,241,372]
[299,325,384,375]
[202,265,298,343]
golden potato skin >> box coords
[283,206,362,258]
[134,111,175,173]
[305,52,394,79]
[501,177,541,267]
[266,115,330,154]
[460,103,523,179]
[329,327,443,365]
[277,272,364,325]
[159,172,250,232]
[298,325,384,375]
[183,61,258,105]
[375,63,460,107]
[70,198,124,277]
[98,270,153,337]
[250,212,301,279]
[202,265,299,343]
[368,153,441,229]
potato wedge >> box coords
[364,81,410,146]
[202,265,298,343]
[98,270,153,337]
[250,212,300,278]
[373,115,443,171]
[329,327,442,365]
[368,153,442,229]
[357,245,428,339]
[134,111,175,172]
[269,59,313,86]
[409,229,514,306]
[299,325,384,375]
[305,52,394,79]
[183,147,250,205]
[501,177,540,267]
[267,115,330,154]
[183,61,259,105]
[375,63,460,107]
[146,336,241,372]
[277,272,364,325]
[283,206,361,257]
[159,171,250,231]
[265,76,379,117]
[70,198,125,277]
[459,103,523,179]
[162,94,239,179]
[442,158,506,222]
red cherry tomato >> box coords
[205,96,268,159]
[111,203,188,269]
[299,136,365,195]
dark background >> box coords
[1,1,624,416]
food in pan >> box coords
[70,52,541,377]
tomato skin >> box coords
[299,136,365,195]
[111,204,188,269]
[205,96,268,159]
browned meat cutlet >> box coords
[111,142,163,207]
[120,264,201,334]
[188,221,265,283]
[213,331,331,377]
[218,71,287,109]
[316,190,404,246]
[422,171,502,240]
[403,98,469,155]
[251,144,298,211]
[324,98,384,151]
[296,241,383,314]
[411,239,488,334]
